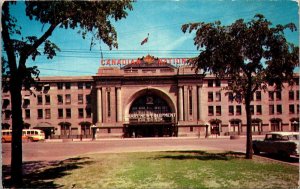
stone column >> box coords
[197,86,201,120]
[97,88,102,123]
[178,86,184,121]
[116,87,122,122]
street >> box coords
[2,136,298,166]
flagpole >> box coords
[147,33,149,55]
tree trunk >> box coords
[245,80,253,159]
[10,75,24,187]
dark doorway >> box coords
[124,124,176,138]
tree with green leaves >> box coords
[182,14,299,159]
[2,1,133,186]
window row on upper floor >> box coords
[207,90,299,102]
[207,104,299,116]
[205,78,299,88]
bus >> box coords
[2,129,45,142]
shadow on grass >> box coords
[258,153,299,163]
[153,150,245,161]
[3,157,93,188]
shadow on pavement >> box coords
[3,157,93,188]
[153,150,245,161]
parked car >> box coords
[252,132,299,158]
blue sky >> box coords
[6,0,300,76]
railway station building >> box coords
[2,55,299,139]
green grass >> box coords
[20,151,298,189]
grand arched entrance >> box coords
[124,92,177,137]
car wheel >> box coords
[253,146,260,155]
[2,138,6,143]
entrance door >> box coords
[125,124,175,138]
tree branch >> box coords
[1,2,17,74]
[22,23,58,61]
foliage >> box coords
[2,1,133,186]
[182,14,298,98]
[182,14,299,159]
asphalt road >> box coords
[2,136,298,166]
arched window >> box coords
[251,118,262,133]
[270,118,282,131]
[290,118,299,132]
[229,119,241,134]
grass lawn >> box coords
[19,151,298,189]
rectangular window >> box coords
[45,109,51,119]
[268,91,274,101]
[57,95,63,104]
[66,108,71,118]
[215,80,221,87]
[216,92,221,102]
[3,99,10,108]
[86,94,91,104]
[25,109,30,119]
[250,105,254,115]
[236,105,241,115]
[208,92,214,102]
[276,91,281,101]
[78,94,83,104]
[276,104,282,114]
[85,82,91,89]
[256,105,262,115]
[37,95,43,105]
[78,82,83,89]
[189,90,193,115]
[23,99,30,107]
[297,104,299,114]
[65,82,71,89]
[78,108,84,118]
[289,104,295,114]
[229,105,234,115]
[216,106,221,116]
[107,92,111,117]
[45,95,50,105]
[4,110,11,119]
[65,94,71,104]
[256,91,261,101]
[228,92,234,102]
[208,80,213,87]
[297,90,299,100]
[57,83,63,90]
[269,105,274,115]
[190,126,194,132]
[289,91,294,100]
[86,108,92,118]
[294,78,299,85]
[58,109,63,118]
[38,109,43,119]
[208,106,214,116]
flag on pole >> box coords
[141,33,149,45]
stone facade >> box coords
[2,55,299,138]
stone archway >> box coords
[124,88,176,122]
[124,88,177,137]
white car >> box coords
[252,132,299,158]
